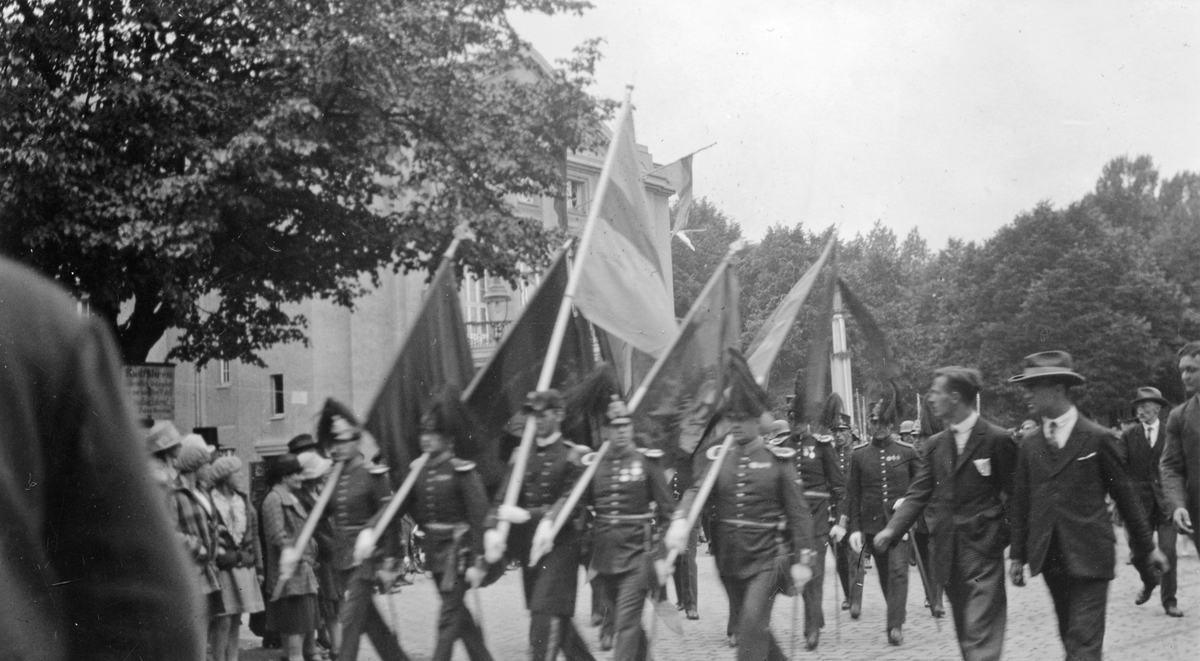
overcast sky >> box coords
[509,1,1200,250]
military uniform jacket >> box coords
[1011,416,1154,579]
[1162,396,1200,529]
[781,432,845,537]
[401,453,489,583]
[489,433,586,557]
[847,437,919,536]
[679,438,815,579]
[328,454,396,572]
[560,445,674,575]
[1118,418,1170,525]
[888,418,1017,588]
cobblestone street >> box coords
[242,535,1199,660]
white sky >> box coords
[510,1,1200,249]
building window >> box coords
[270,374,284,418]
[462,271,490,323]
[218,360,231,387]
[567,179,586,211]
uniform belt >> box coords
[422,522,468,532]
[803,491,831,499]
[719,518,785,530]
[595,512,654,522]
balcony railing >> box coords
[465,321,511,351]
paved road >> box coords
[243,534,1199,660]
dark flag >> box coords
[462,247,596,479]
[363,256,478,485]
[629,258,740,456]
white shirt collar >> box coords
[951,411,979,436]
[1043,406,1078,447]
[536,431,562,448]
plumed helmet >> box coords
[717,349,772,420]
[604,397,632,426]
[419,385,476,453]
[317,398,361,451]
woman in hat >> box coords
[262,454,320,661]
[209,455,266,661]
[172,435,221,652]
[295,450,343,655]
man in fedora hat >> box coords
[1007,351,1168,660]
[1162,341,1200,565]
[1118,385,1181,616]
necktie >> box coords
[1146,425,1156,447]
[1048,421,1058,449]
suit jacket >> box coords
[0,257,202,659]
[1161,396,1200,529]
[1011,414,1155,579]
[1118,419,1169,525]
[889,417,1017,588]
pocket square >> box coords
[1076,452,1097,461]
[973,458,992,476]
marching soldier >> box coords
[377,389,494,661]
[484,390,595,661]
[774,413,846,651]
[830,414,855,611]
[547,396,675,660]
[667,353,815,661]
[318,400,411,661]
[846,397,919,646]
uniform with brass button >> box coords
[845,399,919,644]
[829,413,856,610]
[486,390,595,661]
[552,398,674,660]
[319,399,411,661]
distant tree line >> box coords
[673,155,1200,426]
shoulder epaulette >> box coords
[705,445,722,461]
[770,446,797,459]
[581,452,598,466]
[451,458,476,472]
[368,463,390,475]
[637,447,664,459]
[851,441,869,451]
[815,434,833,444]
[895,439,914,448]
[766,436,785,447]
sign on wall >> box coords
[125,363,176,421]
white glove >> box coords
[465,565,485,589]
[497,504,531,524]
[791,563,813,590]
[830,524,847,543]
[530,519,555,565]
[892,497,906,511]
[483,529,506,564]
[353,528,377,565]
[849,531,863,554]
[654,558,673,586]
[665,518,691,554]
[278,546,301,583]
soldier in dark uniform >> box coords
[318,400,410,661]
[670,453,700,621]
[667,355,816,661]
[484,390,595,661]
[385,391,493,661]
[547,397,675,660]
[830,414,854,611]
[774,414,846,651]
[846,399,919,646]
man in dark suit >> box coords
[875,367,1017,661]
[1008,351,1168,661]
[1118,386,1181,616]
[1162,341,1200,553]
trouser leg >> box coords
[835,539,852,598]
[673,527,699,610]
[1158,523,1178,607]
[720,575,746,640]
[1043,572,1107,661]
[733,570,780,661]
[848,540,866,612]
[431,573,492,661]
[802,535,828,634]
[610,569,649,661]
[944,548,1006,661]
[558,617,596,661]
[339,571,409,661]
[874,537,908,630]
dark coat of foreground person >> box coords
[0,257,204,660]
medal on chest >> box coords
[617,459,644,482]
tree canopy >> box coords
[1,0,607,366]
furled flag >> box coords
[629,254,740,456]
[663,154,695,249]
[462,246,596,478]
[573,110,677,357]
[745,237,836,387]
[362,254,482,485]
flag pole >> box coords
[641,142,718,180]
[494,87,637,550]
[662,433,736,570]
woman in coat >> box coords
[210,455,266,661]
[262,454,320,661]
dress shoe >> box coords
[805,631,820,651]
[599,632,613,651]
[888,627,904,646]
[686,608,699,620]
[1135,585,1155,605]
[931,605,945,618]
[1165,604,1184,618]
[841,600,849,611]
[727,634,738,648]
[849,603,861,620]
